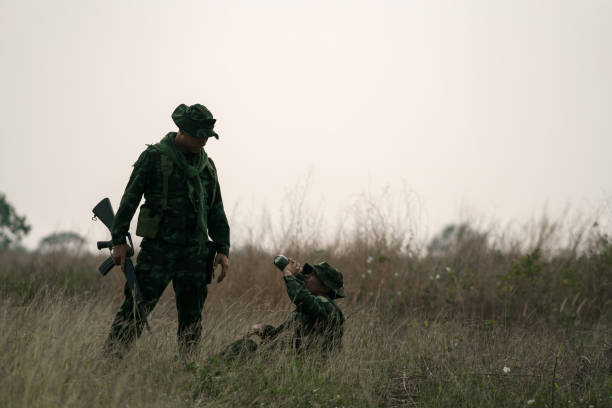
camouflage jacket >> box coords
[110,133,230,255]
[261,274,344,353]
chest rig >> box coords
[135,153,218,240]
[159,154,218,211]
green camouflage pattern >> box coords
[105,132,230,355]
[220,273,344,360]
[105,240,209,355]
[218,337,258,361]
[152,133,211,248]
[267,274,344,351]
[172,103,219,139]
[303,262,345,299]
[110,133,230,254]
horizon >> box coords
[1,0,611,251]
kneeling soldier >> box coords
[220,259,345,359]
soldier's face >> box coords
[178,130,208,153]
[184,133,208,153]
[305,273,331,296]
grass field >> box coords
[1,215,611,407]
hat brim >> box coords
[198,128,219,140]
[172,116,219,140]
[330,288,345,299]
[192,127,218,140]
[303,263,345,299]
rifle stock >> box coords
[92,198,115,230]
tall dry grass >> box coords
[1,198,611,407]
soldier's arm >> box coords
[283,275,331,320]
[260,311,298,341]
[110,149,152,245]
[206,159,230,257]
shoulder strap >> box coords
[160,154,173,210]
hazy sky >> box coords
[1,0,611,249]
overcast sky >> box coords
[1,0,611,250]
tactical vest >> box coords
[136,152,218,241]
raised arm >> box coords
[283,275,331,320]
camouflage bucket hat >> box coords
[172,103,219,139]
[303,262,345,299]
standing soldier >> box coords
[106,103,230,357]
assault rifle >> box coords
[92,197,150,332]
[205,240,217,284]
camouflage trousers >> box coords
[217,337,259,361]
[216,336,325,363]
[105,239,208,356]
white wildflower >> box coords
[502,366,511,374]
[366,256,374,264]
[361,274,366,279]
[527,400,535,405]
[367,269,372,275]
[393,272,399,277]
[445,266,451,272]
[435,274,440,280]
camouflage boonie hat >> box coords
[303,262,345,299]
[172,103,219,139]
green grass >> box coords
[1,216,611,407]
[0,290,610,407]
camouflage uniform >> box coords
[106,104,230,355]
[221,262,345,359]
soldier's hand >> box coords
[214,253,229,283]
[247,323,263,337]
[283,258,301,277]
[112,244,130,273]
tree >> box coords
[0,193,31,250]
[38,231,87,253]
[427,223,488,257]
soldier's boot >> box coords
[103,318,139,358]
[104,299,150,358]
[177,321,202,360]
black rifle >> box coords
[205,240,217,284]
[92,197,150,332]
